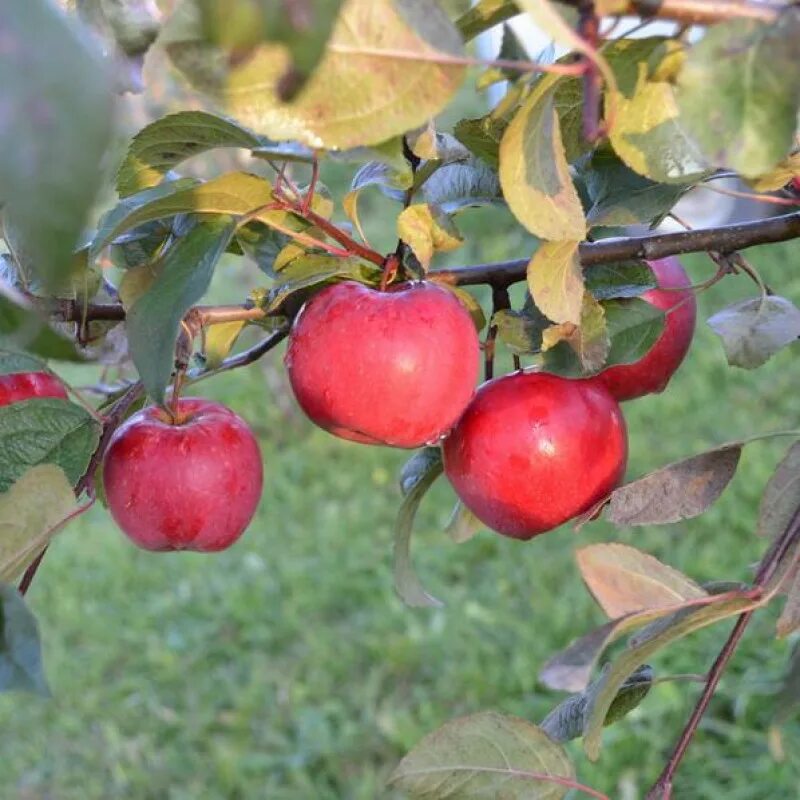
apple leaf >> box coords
[164,0,465,149]
[541,293,609,374]
[444,500,483,544]
[605,39,707,184]
[677,11,800,178]
[580,147,690,227]
[527,241,584,325]
[603,444,742,527]
[116,110,270,197]
[576,543,707,619]
[773,642,800,726]
[747,153,800,192]
[422,157,502,214]
[92,173,273,255]
[455,0,519,41]
[582,592,757,759]
[0,293,83,362]
[389,711,575,800]
[0,398,101,493]
[493,307,548,355]
[202,321,247,370]
[758,441,800,543]
[0,583,50,696]
[500,74,587,241]
[584,261,656,300]
[0,464,79,582]
[0,0,113,290]
[777,569,800,638]
[540,588,751,693]
[264,255,381,314]
[126,216,236,404]
[196,0,344,101]
[397,204,463,270]
[540,664,653,744]
[394,448,444,608]
[0,351,47,378]
[707,295,800,370]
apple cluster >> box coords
[0,258,695,552]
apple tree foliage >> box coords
[2,0,800,796]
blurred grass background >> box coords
[2,70,800,800]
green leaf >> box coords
[584,260,656,300]
[580,148,690,227]
[422,157,502,213]
[758,441,800,541]
[605,39,707,184]
[0,351,47,378]
[394,448,444,608]
[0,583,50,696]
[543,293,609,374]
[265,255,381,314]
[677,11,800,178]
[0,292,83,362]
[126,216,236,404]
[576,543,707,619]
[389,711,575,800]
[603,444,743,527]
[116,111,269,197]
[397,204,463,270]
[0,398,102,493]
[500,74,587,240]
[0,0,113,289]
[527,240,584,325]
[164,0,465,149]
[603,297,664,365]
[773,642,800,724]
[540,664,653,744]
[493,307,548,355]
[0,464,79,582]
[455,0,519,41]
[707,295,800,370]
[196,0,344,101]
[776,569,800,638]
[93,173,271,255]
[582,593,757,759]
[444,499,483,544]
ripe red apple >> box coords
[0,372,68,406]
[285,281,480,448]
[443,372,627,540]
[590,256,696,401]
[103,398,263,552]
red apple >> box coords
[590,256,696,401]
[103,398,263,552]
[285,281,480,448]
[443,372,627,540]
[0,372,68,406]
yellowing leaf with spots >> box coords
[397,204,463,270]
[500,74,587,241]
[527,240,584,325]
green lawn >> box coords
[2,217,800,797]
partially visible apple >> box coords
[590,257,696,401]
[443,372,627,540]
[285,281,480,448]
[0,372,68,407]
[103,398,263,552]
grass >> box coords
[2,171,800,796]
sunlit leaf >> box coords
[527,241,584,325]
[500,75,587,241]
[577,543,707,619]
[390,711,575,800]
[397,204,463,270]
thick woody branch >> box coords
[432,211,800,288]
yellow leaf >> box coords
[119,261,159,310]
[0,464,78,582]
[747,153,800,192]
[397,204,462,270]
[204,321,246,369]
[527,240,584,324]
[342,190,369,244]
[500,74,587,241]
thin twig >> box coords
[646,505,800,799]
